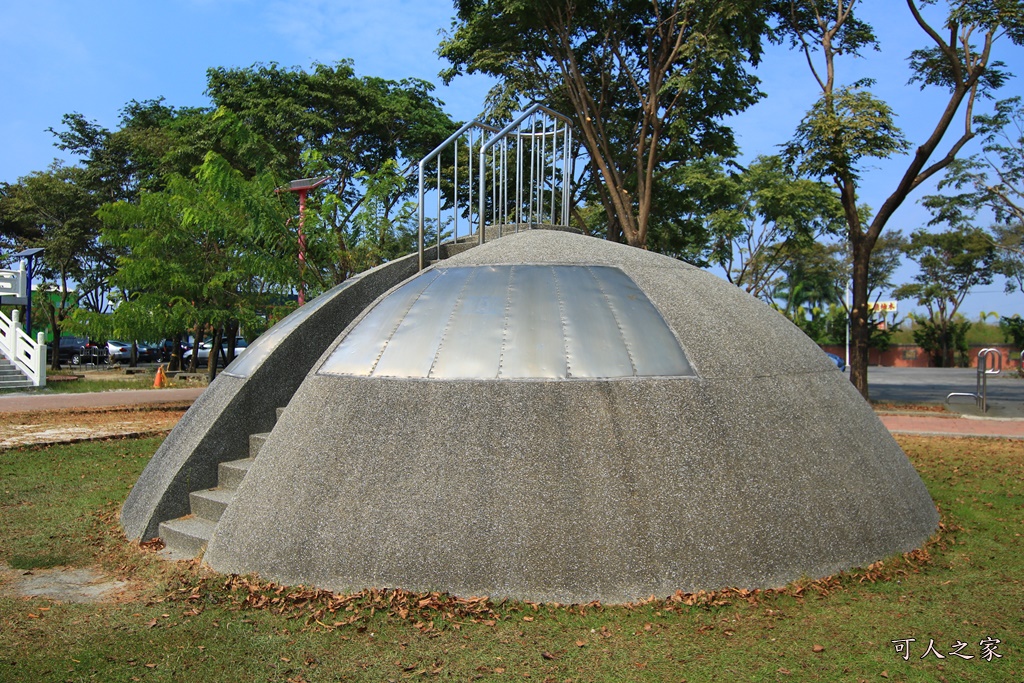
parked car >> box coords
[136,342,158,363]
[105,340,158,364]
[156,338,191,363]
[47,336,105,365]
[825,352,846,371]
[182,337,249,367]
[106,340,132,363]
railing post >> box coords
[34,331,46,387]
[9,309,20,363]
[418,160,426,271]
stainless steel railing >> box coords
[477,103,573,244]
[946,348,1003,412]
[417,104,574,270]
[417,120,498,271]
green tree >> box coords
[439,0,771,249]
[687,154,845,300]
[893,226,997,366]
[923,96,1024,293]
[778,0,1022,398]
[300,159,423,291]
[84,150,292,380]
[207,62,454,202]
[0,163,104,369]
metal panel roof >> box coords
[319,265,693,380]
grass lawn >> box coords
[0,434,1020,681]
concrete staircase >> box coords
[0,356,32,389]
[159,411,281,558]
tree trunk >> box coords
[207,326,222,384]
[849,237,872,400]
[169,333,182,372]
[224,320,239,365]
[188,323,203,374]
[46,302,62,372]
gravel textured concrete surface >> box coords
[203,231,939,603]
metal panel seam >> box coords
[586,265,638,376]
[368,269,442,376]
[427,268,479,379]
[550,266,572,378]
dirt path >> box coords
[0,402,191,449]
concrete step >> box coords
[158,516,216,557]
[0,378,31,389]
[156,410,283,559]
[189,487,235,522]
[249,432,271,458]
[218,458,253,490]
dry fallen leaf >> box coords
[575,640,587,648]
[541,651,558,661]
[522,616,534,622]
[812,644,825,653]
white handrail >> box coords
[0,309,46,387]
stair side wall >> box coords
[122,244,458,541]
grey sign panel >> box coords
[319,265,694,380]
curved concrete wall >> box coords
[201,231,938,603]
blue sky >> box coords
[2,0,1021,320]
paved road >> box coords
[0,387,205,413]
[865,366,1024,417]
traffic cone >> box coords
[154,365,168,388]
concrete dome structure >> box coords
[125,229,937,604]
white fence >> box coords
[0,309,46,387]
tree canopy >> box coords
[439,0,771,252]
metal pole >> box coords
[418,161,426,270]
[297,189,308,306]
[454,138,459,242]
[24,257,34,337]
[479,145,487,245]
[468,130,474,239]
[548,122,556,224]
[516,130,523,229]
[532,114,540,224]
[436,158,442,255]
[845,282,851,370]
[501,139,508,238]
[564,127,572,226]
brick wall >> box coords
[819,344,1021,369]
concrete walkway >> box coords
[0,387,205,413]
[878,412,1024,439]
